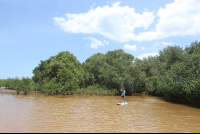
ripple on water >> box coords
[0,93,200,133]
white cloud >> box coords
[153,42,173,46]
[104,40,109,45]
[53,1,155,42]
[124,44,137,51]
[90,3,96,8]
[161,42,173,46]
[136,0,200,41]
[54,0,200,42]
[141,47,145,49]
[137,53,159,60]
[84,37,104,48]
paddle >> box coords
[124,90,126,105]
[120,88,123,104]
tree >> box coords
[131,58,146,92]
[32,51,84,96]
[83,49,135,93]
[12,77,22,95]
[159,45,184,70]
[21,77,34,95]
[185,40,200,54]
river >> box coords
[0,89,200,133]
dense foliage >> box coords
[144,41,200,104]
[0,77,34,95]
[32,51,85,97]
[82,49,135,95]
[1,40,200,104]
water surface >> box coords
[0,90,200,133]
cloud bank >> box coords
[83,37,105,48]
[136,0,200,41]
[124,44,137,51]
[153,42,174,46]
[54,0,200,42]
[54,1,154,42]
[137,53,159,60]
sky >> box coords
[1,0,200,79]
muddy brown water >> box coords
[0,89,200,133]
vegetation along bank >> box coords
[0,40,200,105]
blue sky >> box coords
[1,0,200,79]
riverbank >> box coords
[0,89,43,93]
[0,88,139,96]
[0,84,119,96]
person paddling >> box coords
[120,87,126,104]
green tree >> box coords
[0,79,5,88]
[21,77,34,95]
[12,77,22,95]
[185,40,200,54]
[83,49,135,93]
[131,58,147,92]
[32,51,84,96]
[159,45,184,70]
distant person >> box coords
[120,87,126,103]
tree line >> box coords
[0,40,200,104]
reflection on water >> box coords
[0,92,200,133]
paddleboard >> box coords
[117,102,128,105]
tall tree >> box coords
[159,45,184,70]
[32,51,84,96]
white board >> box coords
[117,102,128,105]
